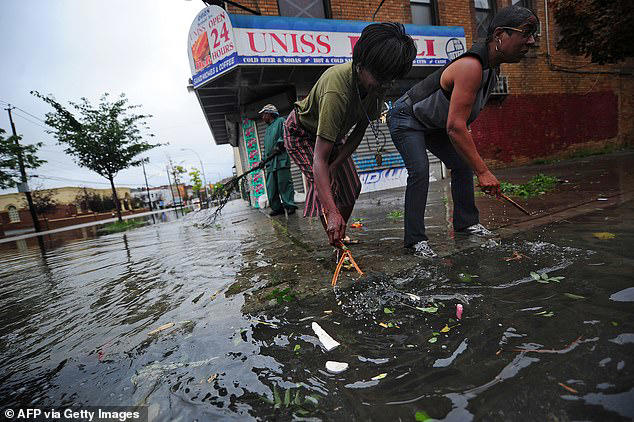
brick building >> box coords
[188,0,632,204]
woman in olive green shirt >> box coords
[284,23,417,248]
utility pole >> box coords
[169,160,185,216]
[166,164,178,219]
[141,159,156,224]
[5,106,41,232]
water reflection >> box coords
[0,201,632,420]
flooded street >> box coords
[0,199,632,421]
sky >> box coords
[0,0,235,193]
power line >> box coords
[0,98,47,124]
[12,110,50,131]
[33,175,157,188]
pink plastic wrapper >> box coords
[456,304,463,320]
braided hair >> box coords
[352,22,417,82]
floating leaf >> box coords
[440,324,450,333]
[371,373,387,380]
[564,293,585,300]
[293,344,301,352]
[593,232,616,240]
[428,337,438,343]
[611,321,619,327]
[148,322,175,335]
[384,307,394,314]
[379,322,389,328]
[541,273,549,281]
[458,273,479,282]
[536,279,550,284]
[284,388,291,407]
[415,411,432,421]
[550,277,565,282]
[294,389,302,406]
[416,306,438,313]
[273,385,282,408]
[530,272,541,281]
[432,332,440,336]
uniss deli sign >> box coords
[188,6,466,88]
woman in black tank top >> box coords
[388,5,539,257]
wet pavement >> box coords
[0,151,633,420]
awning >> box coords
[188,5,466,146]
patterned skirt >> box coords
[283,109,361,218]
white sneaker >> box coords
[412,240,437,258]
[459,223,493,237]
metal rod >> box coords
[499,192,532,215]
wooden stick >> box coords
[498,192,532,215]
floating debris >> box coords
[592,232,615,240]
[148,322,175,336]
[456,304,463,320]
[371,373,387,381]
[326,361,349,374]
[312,322,340,351]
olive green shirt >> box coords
[295,62,383,143]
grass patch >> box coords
[387,210,404,219]
[500,173,558,198]
[98,219,147,234]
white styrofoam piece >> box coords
[326,361,349,373]
[311,322,340,351]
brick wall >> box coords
[224,0,633,159]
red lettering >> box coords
[289,33,300,53]
[316,34,331,54]
[348,35,360,54]
[425,39,435,56]
[270,33,288,53]
[247,32,266,53]
[300,34,315,54]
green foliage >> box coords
[0,128,46,189]
[263,385,319,416]
[266,287,295,304]
[551,0,634,64]
[33,92,158,221]
[74,188,116,213]
[25,186,57,214]
[189,168,203,195]
[415,410,431,421]
[387,210,404,219]
[530,271,565,284]
[500,174,558,198]
[98,219,146,234]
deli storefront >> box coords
[188,5,466,208]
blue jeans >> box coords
[388,98,480,247]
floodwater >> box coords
[0,199,632,421]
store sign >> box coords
[188,6,465,88]
[359,167,437,193]
[241,118,266,208]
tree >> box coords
[33,92,159,222]
[24,185,58,215]
[0,128,46,189]
[551,0,634,64]
[171,164,187,206]
[189,167,203,203]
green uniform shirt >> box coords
[263,116,291,171]
[295,62,383,142]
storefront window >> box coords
[411,0,437,26]
[474,0,495,40]
[278,0,327,18]
[7,205,20,223]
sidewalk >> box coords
[229,150,634,312]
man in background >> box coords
[259,104,297,216]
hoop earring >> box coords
[495,38,501,52]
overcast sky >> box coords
[0,0,235,193]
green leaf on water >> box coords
[273,385,281,408]
[416,306,438,313]
[530,272,541,281]
[458,273,478,282]
[293,344,301,352]
[294,389,302,406]
[541,272,549,281]
[284,388,291,407]
[384,307,394,314]
[536,279,550,284]
[564,293,585,299]
[371,373,387,380]
[428,337,438,343]
[550,277,565,282]
[432,332,440,336]
[295,409,310,416]
[611,321,619,327]
[415,410,432,421]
